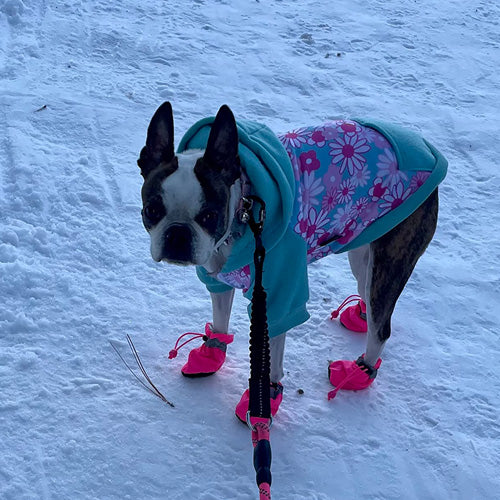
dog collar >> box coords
[236,170,253,223]
[213,171,250,252]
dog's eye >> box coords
[201,211,217,224]
[197,210,219,232]
[143,200,166,225]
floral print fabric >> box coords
[217,120,431,289]
[280,120,430,263]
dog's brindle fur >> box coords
[138,102,439,376]
[361,189,438,365]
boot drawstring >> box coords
[169,332,207,359]
[327,363,368,400]
[331,294,363,320]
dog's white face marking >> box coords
[162,150,204,221]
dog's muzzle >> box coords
[162,223,194,263]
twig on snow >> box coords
[110,336,174,407]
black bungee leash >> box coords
[239,195,273,500]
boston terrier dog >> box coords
[138,102,446,416]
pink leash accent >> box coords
[331,294,363,320]
[249,417,272,500]
[259,483,271,499]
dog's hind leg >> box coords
[348,244,370,302]
[363,189,439,368]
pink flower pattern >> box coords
[298,171,324,209]
[299,150,321,173]
[280,128,308,148]
[321,123,341,141]
[359,126,391,149]
[294,207,330,246]
[336,120,362,136]
[352,196,370,217]
[410,171,431,192]
[352,164,370,187]
[377,148,408,187]
[217,265,251,292]
[279,120,433,258]
[368,177,387,201]
[329,134,371,175]
[307,130,326,147]
[321,186,338,212]
[379,182,412,215]
[332,202,354,232]
[337,178,356,204]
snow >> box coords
[1,0,499,498]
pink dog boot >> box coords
[235,383,284,423]
[331,295,368,333]
[328,355,382,400]
[168,323,234,377]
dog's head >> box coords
[138,102,241,266]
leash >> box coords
[240,195,273,500]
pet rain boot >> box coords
[168,323,234,377]
[331,295,368,333]
[235,383,284,423]
[328,355,382,400]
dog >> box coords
[137,102,447,414]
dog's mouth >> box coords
[160,257,193,266]
[151,247,195,266]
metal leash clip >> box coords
[237,196,254,223]
[247,196,266,233]
[238,195,266,231]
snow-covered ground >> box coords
[1,0,499,498]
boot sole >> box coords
[235,413,246,424]
[340,319,367,333]
[181,371,216,378]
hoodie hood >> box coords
[177,116,295,273]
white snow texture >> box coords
[1,1,499,499]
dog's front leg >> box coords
[178,290,235,378]
[210,289,235,333]
[211,289,285,383]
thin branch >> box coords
[109,339,174,407]
[126,335,174,407]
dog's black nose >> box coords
[162,224,193,263]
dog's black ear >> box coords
[138,101,175,178]
[204,105,239,176]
